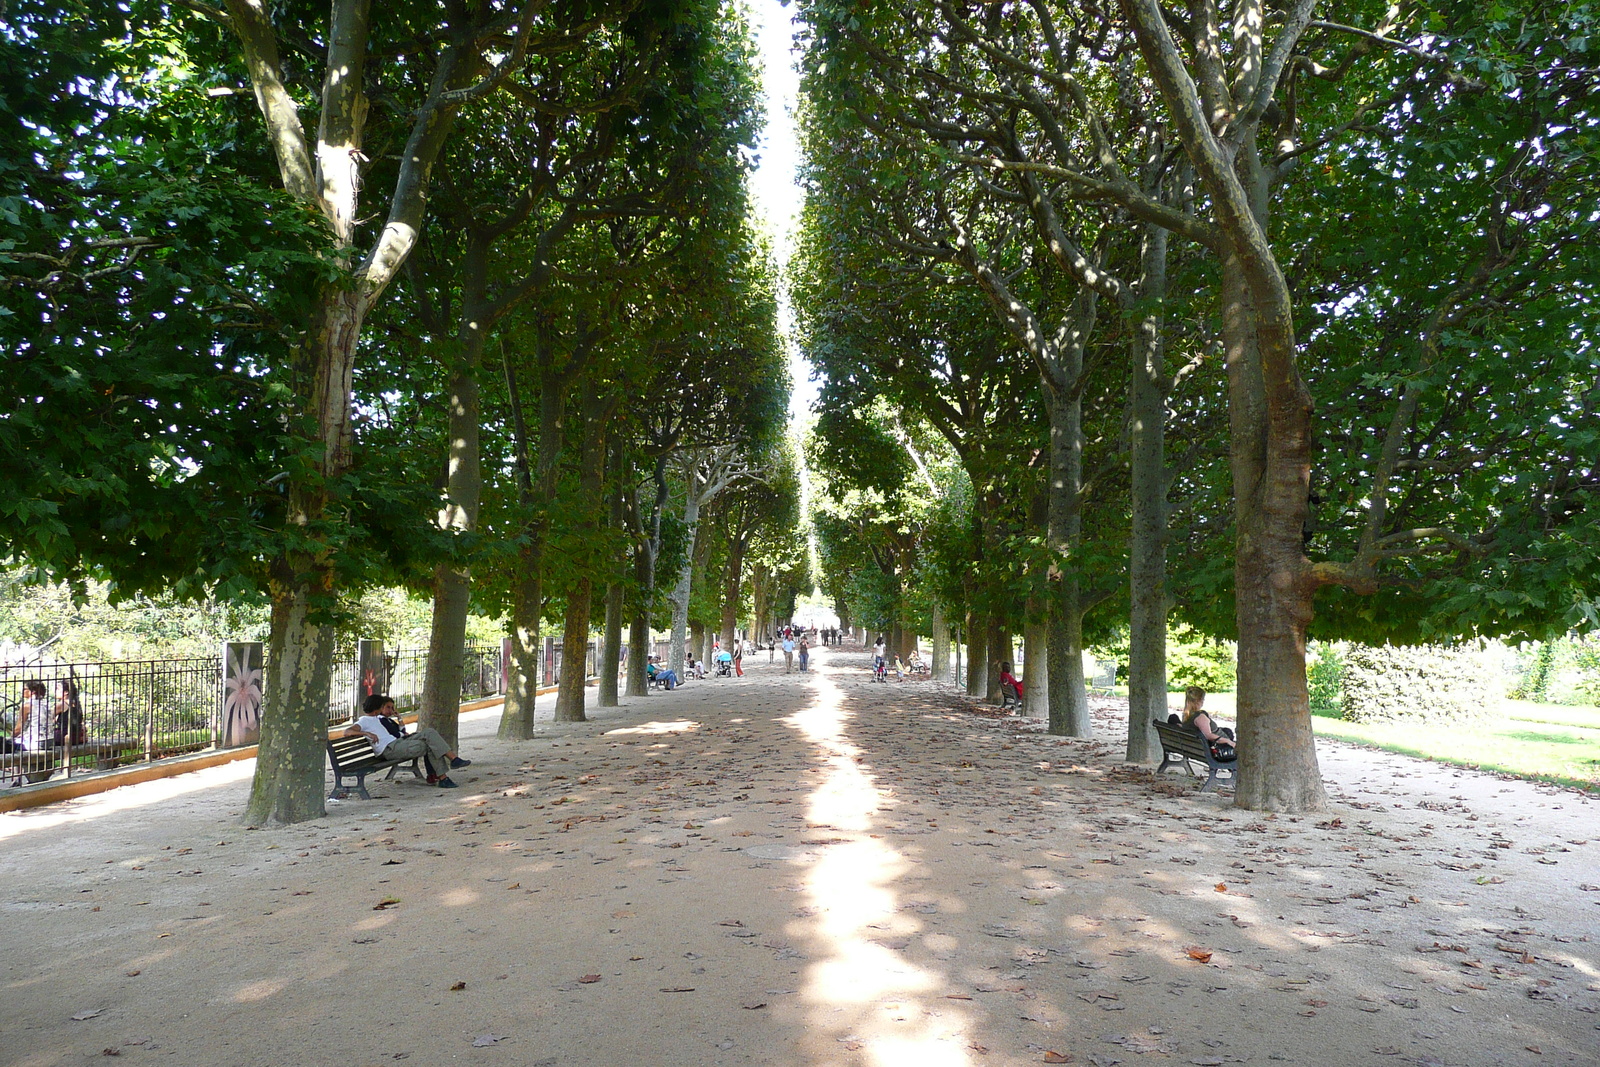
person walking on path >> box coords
[782,634,796,673]
[798,636,810,673]
[346,694,469,788]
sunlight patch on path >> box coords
[783,660,974,1067]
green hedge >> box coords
[1340,643,1498,724]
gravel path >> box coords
[2,645,1595,1067]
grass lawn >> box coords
[1185,691,1600,792]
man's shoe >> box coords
[436,777,459,789]
[450,757,472,769]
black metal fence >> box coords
[1,642,512,787]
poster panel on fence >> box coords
[221,641,263,748]
[356,639,386,713]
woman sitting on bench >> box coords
[1178,686,1235,759]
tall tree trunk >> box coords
[554,580,592,722]
[1126,225,1169,762]
[599,464,625,708]
[1023,605,1048,719]
[420,328,485,751]
[1045,380,1091,737]
[600,580,624,707]
[554,401,609,722]
[668,492,700,675]
[986,622,1006,704]
[720,535,746,654]
[1221,247,1327,810]
[1124,0,1327,811]
[964,611,988,697]
[244,287,364,825]
[500,543,543,738]
[930,603,949,679]
[246,583,336,825]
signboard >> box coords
[221,641,264,748]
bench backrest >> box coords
[327,733,382,769]
[1152,719,1213,760]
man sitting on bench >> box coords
[345,694,470,789]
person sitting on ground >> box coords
[998,662,1024,704]
[647,656,680,690]
[346,694,469,788]
[684,653,704,679]
[1179,686,1235,758]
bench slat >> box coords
[1152,719,1235,793]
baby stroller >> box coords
[715,658,733,678]
[872,658,888,683]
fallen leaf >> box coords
[125,970,140,977]
[742,1001,767,1010]
[507,883,520,890]
[945,993,974,1000]
[578,975,601,984]
[1186,948,1214,963]
[471,1035,503,1047]
[373,897,401,911]
[101,1049,121,1057]
[72,1010,104,1021]
[449,981,466,991]
[1214,883,1227,893]
[659,986,696,992]
[1044,1053,1073,1064]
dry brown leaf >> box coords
[1186,948,1214,963]
[1043,1052,1073,1063]
[578,974,601,984]
[449,981,466,991]
[1214,883,1227,893]
[742,1001,767,1010]
[945,993,973,1000]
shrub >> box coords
[1167,624,1237,692]
[1340,643,1498,724]
[1307,642,1344,717]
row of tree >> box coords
[792,0,1598,811]
[2,0,803,824]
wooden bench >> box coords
[1152,718,1237,792]
[326,733,425,800]
[0,741,139,785]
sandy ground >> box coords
[1,646,1596,1067]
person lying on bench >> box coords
[1179,686,1235,759]
[346,694,470,789]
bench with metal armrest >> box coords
[1152,718,1237,792]
[325,733,425,800]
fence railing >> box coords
[2,640,519,787]
[1,657,222,781]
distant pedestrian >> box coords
[798,637,810,672]
[782,634,796,673]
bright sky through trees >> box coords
[748,1,813,421]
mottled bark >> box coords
[964,611,988,697]
[930,603,949,679]
[1023,606,1048,719]
[1126,225,1169,762]
[244,584,334,825]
